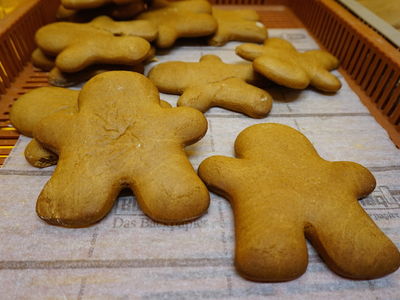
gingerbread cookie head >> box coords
[137,0,217,48]
[34,71,209,227]
[209,8,267,46]
[35,22,151,73]
[148,55,272,118]
[199,123,399,281]
[236,38,341,92]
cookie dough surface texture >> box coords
[34,71,209,228]
[236,38,341,92]
[198,123,400,282]
[10,87,78,137]
[209,8,267,46]
[35,21,151,73]
[148,55,272,118]
[12,86,172,168]
[137,0,217,48]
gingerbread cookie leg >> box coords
[306,200,400,279]
[36,150,123,227]
[305,161,399,279]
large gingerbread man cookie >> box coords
[148,55,272,118]
[137,0,217,48]
[198,123,400,281]
[33,71,209,227]
[236,38,341,92]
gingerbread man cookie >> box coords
[137,0,217,48]
[209,8,267,46]
[35,22,151,73]
[236,38,341,92]
[148,55,272,118]
[33,71,209,227]
[199,123,400,281]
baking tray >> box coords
[0,0,399,167]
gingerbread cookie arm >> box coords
[10,87,78,137]
[303,50,339,70]
[25,139,58,168]
[198,156,246,199]
[332,161,376,197]
[309,68,342,92]
[178,77,272,118]
[235,43,266,61]
[31,48,55,71]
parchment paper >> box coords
[0,29,399,299]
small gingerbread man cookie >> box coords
[199,123,400,281]
[35,21,152,73]
[236,38,341,92]
[209,8,267,46]
[137,0,217,48]
[148,55,272,118]
[33,71,209,227]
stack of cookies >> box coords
[10,0,399,283]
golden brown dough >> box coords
[148,55,272,118]
[31,48,55,71]
[25,139,58,169]
[34,71,209,227]
[209,8,267,46]
[11,86,171,168]
[199,123,400,282]
[35,21,151,73]
[137,0,217,48]
[236,38,341,92]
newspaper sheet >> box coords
[0,29,399,299]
